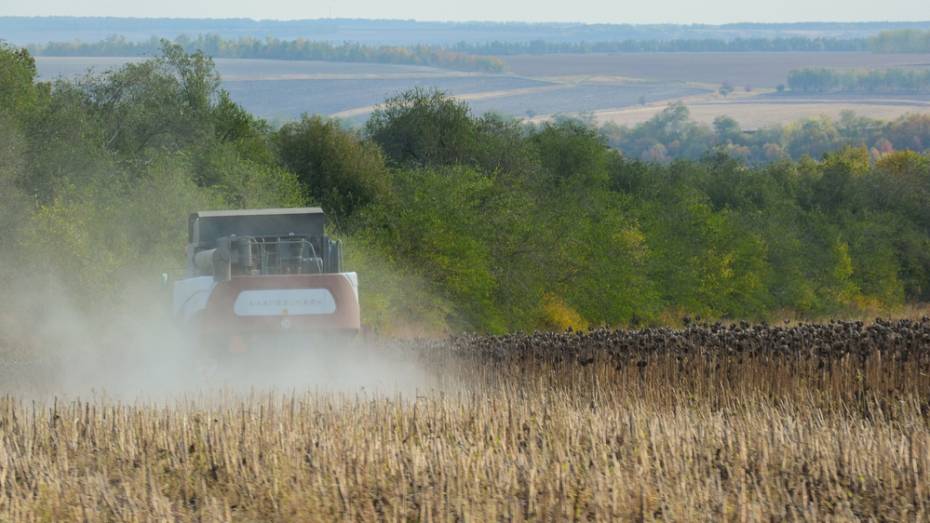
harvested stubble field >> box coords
[3,319,930,521]
[502,52,930,87]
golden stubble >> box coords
[1,323,929,522]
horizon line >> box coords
[2,15,929,26]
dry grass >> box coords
[2,321,930,521]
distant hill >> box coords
[4,17,930,46]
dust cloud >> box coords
[0,274,444,403]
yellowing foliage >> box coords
[542,293,589,332]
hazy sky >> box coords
[3,0,928,24]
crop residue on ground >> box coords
[1,319,929,520]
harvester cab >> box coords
[172,208,360,351]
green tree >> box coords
[0,43,46,120]
[276,116,389,227]
[530,119,613,189]
[358,166,503,331]
[22,81,110,202]
[212,90,275,166]
[713,116,742,145]
[472,113,540,180]
[813,147,870,211]
[77,43,220,157]
[366,88,478,168]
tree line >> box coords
[454,37,869,55]
[454,29,930,55]
[869,30,930,53]
[787,67,930,94]
[28,35,506,73]
[27,30,930,68]
[2,43,929,334]
[601,103,930,165]
[26,34,888,61]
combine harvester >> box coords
[171,208,360,353]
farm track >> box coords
[2,319,930,520]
